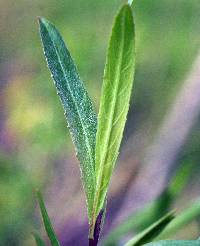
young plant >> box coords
[38,2,135,245]
[35,1,200,246]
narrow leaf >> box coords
[37,191,60,246]
[38,17,97,220]
[144,240,200,246]
[104,161,194,245]
[124,212,175,246]
[92,3,135,233]
[33,233,46,246]
[103,189,172,246]
[157,199,200,239]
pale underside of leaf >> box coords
[91,4,135,233]
[38,18,97,221]
[124,212,175,246]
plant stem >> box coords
[89,210,104,246]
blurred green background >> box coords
[0,0,200,245]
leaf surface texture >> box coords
[93,4,135,222]
[39,18,97,220]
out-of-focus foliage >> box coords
[103,161,192,246]
[0,0,200,245]
[144,240,200,246]
[124,212,175,246]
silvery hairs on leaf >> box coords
[38,18,97,221]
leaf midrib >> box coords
[94,9,126,215]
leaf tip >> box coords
[37,16,44,26]
[37,16,41,22]
[37,16,50,29]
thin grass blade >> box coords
[33,233,46,246]
[37,191,60,246]
[38,18,97,220]
[103,161,194,245]
[91,4,135,235]
[157,198,200,239]
[103,189,172,246]
[144,240,200,246]
[124,212,175,246]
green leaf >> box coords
[144,240,200,246]
[33,233,46,246]
[37,191,61,246]
[38,17,97,220]
[91,4,135,234]
[124,212,175,246]
[103,159,194,246]
[157,198,200,239]
[103,189,172,246]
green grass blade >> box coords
[33,233,46,246]
[103,160,194,245]
[124,212,175,246]
[91,4,135,233]
[103,189,172,246]
[157,198,200,239]
[144,240,200,246]
[110,197,200,245]
[37,191,60,246]
[38,17,97,220]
